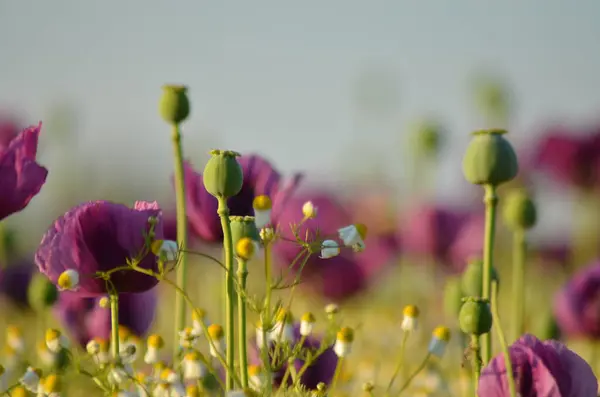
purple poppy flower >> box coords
[398,204,468,265]
[532,126,600,189]
[554,262,600,339]
[0,123,48,221]
[162,212,178,242]
[55,289,157,347]
[478,334,597,397]
[181,155,302,243]
[273,191,398,301]
[0,115,19,150]
[250,324,338,390]
[0,260,34,307]
[345,190,398,238]
[35,201,164,297]
[448,213,485,272]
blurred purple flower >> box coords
[345,190,398,238]
[0,115,19,150]
[162,212,178,242]
[531,126,600,189]
[55,289,157,347]
[273,191,399,301]
[398,204,468,265]
[532,242,571,269]
[0,260,34,307]
[250,324,337,390]
[181,155,302,243]
[554,262,600,339]
[35,201,164,297]
[0,123,48,221]
[448,213,485,271]
[478,334,596,397]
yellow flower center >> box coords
[355,223,368,240]
[6,325,21,339]
[253,195,272,211]
[301,312,316,323]
[276,308,294,324]
[192,308,206,322]
[402,305,420,318]
[147,334,164,349]
[184,351,200,361]
[45,328,61,343]
[57,270,75,290]
[337,327,354,343]
[236,238,256,260]
[11,386,27,397]
[43,374,61,392]
[207,324,224,340]
[186,385,200,397]
[432,326,451,342]
[118,326,132,341]
[248,364,261,376]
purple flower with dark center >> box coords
[478,334,597,397]
[554,262,600,339]
[531,126,600,189]
[0,260,34,307]
[250,324,338,390]
[35,201,164,297]
[273,191,399,301]
[181,154,302,243]
[0,123,48,221]
[55,289,157,347]
[398,204,468,266]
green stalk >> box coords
[481,184,498,364]
[491,280,517,397]
[510,228,526,342]
[217,197,235,391]
[263,241,274,394]
[0,222,7,268]
[386,331,410,393]
[330,357,344,395]
[470,334,482,395]
[171,124,189,362]
[397,353,431,395]
[110,293,120,360]
[237,257,249,388]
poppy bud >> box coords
[27,273,58,312]
[502,189,537,231]
[230,216,260,248]
[203,150,244,199]
[461,258,499,297]
[410,120,442,158]
[443,276,465,319]
[459,297,493,336]
[159,85,190,125]
[462,129,518,186]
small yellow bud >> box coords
[98,297,109,308]
[337,327,354,343]
[147,334,164,349]
[45,329,61,343]
[192,308,206,322]
[432,326,451,342]
[11,386,27,397]
[236,237,256,260]
[43,374,61,393]
[248,364,261,376]
[253,195,272,211]
[301,312,316,323]
[275,308,294,324]
[7,325,21,338]
[402,305,420,318]
[207,324,224,340]
[118,326,132,341]
[184,351,201,361]
[186,385,200,397]
[362,381,375,392]
[135,372,147,383]
[57,269,79,290]
[302,201,318,219]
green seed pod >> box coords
[27,273,58,312]
[203,150,244,199]
[230,216,260,248]
[410,120,442,158]
[459,297,493,336]
[159,85,190,125]
[502,189,537,231]
[443,276,465,319]
[462,129,518,186]
[461,258,499,297]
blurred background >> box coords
[2,1,600,395]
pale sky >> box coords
[1,0,599,241]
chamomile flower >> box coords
[338,223,367,251]
[57,269,79,291]
[88,338,110,365]
[179,327,200,349]
[401,305,420,332]
[334,327,354,358]
[186,385,201,397]
[320,240,340,259]
[248,365,265,391]
[41,374,62,396]
[192,309,208,335]
[118,326,133,346]
[181,351,207,381]
[325,303,339,319]
[144,334,164,364]
[270,309,294,343]
[37,341,57,367]
[107,364,131,386]
[236,237,258,261]
[135,372,151,397]
[255,319,270,349]
[6,325,24,353]
[98,296,110,308]
[120,335,140,363]
[428,326,451,358]
[159,368,185,397]
[259,227,275,243]
[207,324,225,358]
[151,239,179,263]
[302,201,318,219]
[253,195,272,229]
[152,361,167,381]
[300,312,316,336]
[19,367,42,392]
[45,329,68,353]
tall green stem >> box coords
[330,357,344,395]
[397,353,430,395]
[263,241,273,394]
[470,334,482,395]
[110,293,120,360]
[510,228,526,342]
[491,280,517,397]
[0,222,6,269]
[171,124,189,362]
[481,184,498,364]
[217,198,235,391]
[386,331,410,393]
[237,257,249,388]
